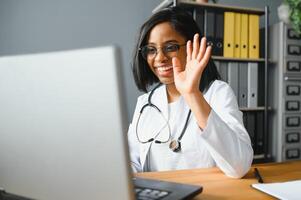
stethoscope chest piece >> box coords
[169,140,181,152]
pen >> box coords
[254,168,264,183]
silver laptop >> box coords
[0,46,202,200]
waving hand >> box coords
[172,34,212,95]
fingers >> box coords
[187,34,208,62]
[186,34,211,68]
[192,34,200,59]
[186,40,192,62]
[199,45,212,69]
[172,57,183,75]
[196,37,207,61]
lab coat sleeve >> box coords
[196,81,253,178]
[127,96,144,173]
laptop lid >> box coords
[0,46,135,200]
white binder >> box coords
[247,62,258,107]
[228,62,239,100]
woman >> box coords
[128,7,253,178]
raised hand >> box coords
[172,34,212,95]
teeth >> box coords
[157,66,172,72]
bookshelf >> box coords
[212,56,265,62]
[153,0,265,14]
[153,0,271,163]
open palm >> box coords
[172,34,212,95]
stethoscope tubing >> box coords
[135,84,191,152]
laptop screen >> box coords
[0,46,134,200]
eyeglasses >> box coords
[139,43,186,60]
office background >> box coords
[0,0,282,122]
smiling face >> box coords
[146,22,187,85]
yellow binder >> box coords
[223,12,235,58]
[240,14,249,58]
[234,13,241,58]
[249,14,259,58]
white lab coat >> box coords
[128,80,253,178]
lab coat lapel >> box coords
[140,85,169,170]
[140,143,151,170]
[151,85,169,120]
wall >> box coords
[0,0,283,123]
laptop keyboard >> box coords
[135,186,170,200]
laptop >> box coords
[0,46,202,200]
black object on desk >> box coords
[134,177,203,200]
[254,168,264,183]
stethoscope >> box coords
[135,84,191,153]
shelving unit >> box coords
[268,22,301,162]
[153,0,271,163]
[153,0,264,14]
[212,56,265,62]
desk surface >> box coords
[135,160,301,199]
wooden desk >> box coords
[135,161,301,199]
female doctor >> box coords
[128,7,253,178]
